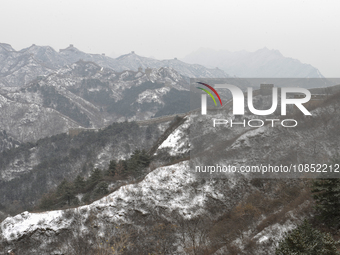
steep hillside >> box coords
[0,161,313,255]
[0,61,190,143]
[1,87,340,254]
[0,117,175,215]
[0,43,55,87]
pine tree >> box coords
[107,160,117,176]
[127,149,150,176]
[95,182,108,195]
[56,179,69,197]
[63,183,75,206]
[312,178,340,227]
[139,149,151,167]
[74,175,85,192]
[122,160,128,172]
[117,160,129,177]
[90,168,102,186]
[56,179,75,205]
[276,220,340,255]
[127,155,139,173]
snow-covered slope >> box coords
[0,43,55,87]
[0,43,230,88]
[1,161,193,241]
[3,89,340,253]
[0,160,312,254]
[0,61,189,142]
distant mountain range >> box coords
[0,60,190,143]
[182,47,324,78]
[0,42,326,145]
[0,43,229,87]
[1,43,339,255]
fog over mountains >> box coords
[1,42,338,254]
[1,43,325,89]
[0,43,229,88]
[0,42,326,145]
[182,47,324,78]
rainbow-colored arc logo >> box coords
[196,82,222,106]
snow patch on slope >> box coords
[1,161,196,241]
[158,117,190,156]
[137,87,170,104]
[1,211,72,241]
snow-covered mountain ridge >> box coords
[2,90,340,254]
[0,60,190,143]
[0,160,312,254]
[0,43,229,88]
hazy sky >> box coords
[1,0,339,77]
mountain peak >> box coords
[259,46,269,51]
[20,44,57,54]
[116,51,143,59]
[254,47,283,58]
[59,44,81,53]
[0,43,15,52]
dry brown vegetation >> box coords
[207,179,313,254]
